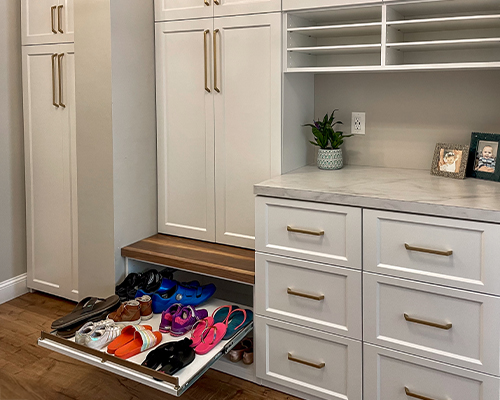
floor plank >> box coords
[0,292,299,400]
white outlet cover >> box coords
[351,112,365,135]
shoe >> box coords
[170,306,208,337]
[85,324,123,350]
[75,319,115,345]
[242,340,254,365]
[158,343,196,376]
[115,329,163,359]
[134,279,197,299]
[194,322,227,355]
[151,282,216,314]
[229,338,253,363]
[56,309,112,339]
[141,338,193,370]
[108,300,141,325]
[137,269,164,294]
[223,308,253,340]
[159,303,183,333]
[136,295,153,321]
[212,305,240,324]
[189,317,214,347]
[115,273,141,302]
[107,324,153,354]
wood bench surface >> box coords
[121,234,255,285]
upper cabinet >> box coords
[284,0,380,12]
[154,0,280,22]
[22,0,74,46]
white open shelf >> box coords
[39,298,254,397]
[289,43,381,55]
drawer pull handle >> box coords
[287,226,324,236]
[405,386,443,400]
[287,288,324,301]
[404,313,452,330]
[405,243,453,257]
[288,353,325,369]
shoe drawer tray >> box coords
[38,298,253,397]
[364,344,500,400]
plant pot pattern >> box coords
[317,148,343,170]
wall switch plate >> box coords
[351,112,365,135]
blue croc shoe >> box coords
[151,282,216,314]
[135,279,201,299]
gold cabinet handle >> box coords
[214,0,220,4]
[57,5,64,33]
[204,30,211,93]
[404,243,452,257]
[287,226,324,236]
[404,313,452,330]
[58,54,66,108]
[213,29,220,93]
[204,0,210,5]
[288,353,325,369]
[405,386,443,400]
[287,288,324,301]
[51,6,57,34]
[51,54,59,107]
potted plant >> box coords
[304,109,352,170]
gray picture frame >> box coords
[467,132,500,182]
[430,143,470,179]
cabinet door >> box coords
[23,44,77,301]
[156,19,216,242]
[213,0,281,17]
[214,13,281,249]
[22,0,73,45]
[154,0,213,22]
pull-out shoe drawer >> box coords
[256,196,362,269]
[255,252,362,339]
[364,273,500,375]
[38,299,253,397]
[364,344,500,400]
[255,315,362,400]
[364,209,500,295]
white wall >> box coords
[0,0,27,283]
[315,70,500,170]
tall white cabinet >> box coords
[156,3,281,249]
[22,2,78,301]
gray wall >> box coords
[315,70,500,170]
[0,0,27,283]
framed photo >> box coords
[467,132,500,182]
[431,143,469,179]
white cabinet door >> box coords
[214,13,281,249]
[154,0,213,22]
[22,0,73,45]
[283,0,381,11]
[23,44,78,301]
[156,19,216,242]
[214,0,281,17]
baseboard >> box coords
[0,273,28,305]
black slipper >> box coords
[51,295,121,330]
[115,273,140,301]
[138,269,163,293]
[55,309,113,338]
[158,346,195,376]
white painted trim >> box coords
[0,273,28,305]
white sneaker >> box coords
[85,324,123,350]
[75,319,114,345]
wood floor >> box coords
[0,292,299,400]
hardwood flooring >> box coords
[0,292,298,400]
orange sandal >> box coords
[115,329,162,359]
[107,325,152,354]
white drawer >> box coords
[255,196,362,269]
[364,273,500,375]
[255,316,362,400]
[364,209,500,295]
[255,252,362,339]
[364,344,500,400]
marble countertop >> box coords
[254,165,500,223]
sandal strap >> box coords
[135,330,158,352]
[201,325,217,345]
[227,308,247,331]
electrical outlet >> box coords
[351,112,365,135]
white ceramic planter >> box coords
[317,148,343,170]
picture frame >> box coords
[430,143,470,179]
[467,132,500,182]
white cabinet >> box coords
[22,0,74,45]
[23,44,78,301]
[157,13,281,249]
[155,0,280,22]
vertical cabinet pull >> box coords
[204,30,211,93]
[58,5,64,33]
[204,0,210,5]
[51,6,57,34]
[51,54,59,107]
[58,54,66,108]
[213,29,220,93]
[214,0,220,4]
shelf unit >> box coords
[285,0,500,72]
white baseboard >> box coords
[0,273,28,305]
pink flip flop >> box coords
[194,322,227,355]
[190,317,214,347]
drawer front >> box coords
[364,344,500,400]
[364,209,500,295]
[255,316,362,400]
[255,253,362,339]
[364,273,500,375]
[255,197,362,269]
